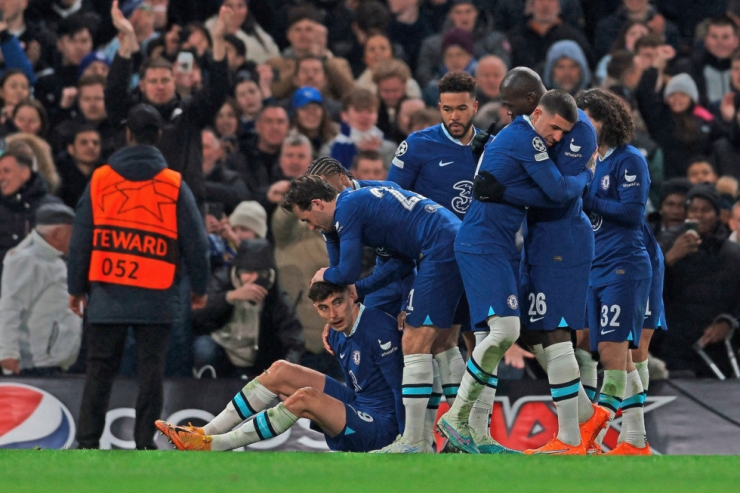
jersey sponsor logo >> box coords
[532,137,547,153]
[507,295,518,310]
[624,170,637,182]
[601,175,610,190]
[569,138,581,152]
[451,180,473,215]
[439,160,454,167]
[589,212,603,232]
[424,204,440,213]
[395,141,408,157]
[622,169,641,188]
[534,151,549,161]
[352,350,361,365]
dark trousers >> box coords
[76,323,169,450]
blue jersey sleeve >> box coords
[583,152,649,226]
[512,133,594,203]
[323,204,364,285]
[355,256,416,298]
[388,137,420,191]
[372,323,405,433]
[322,232,341,266]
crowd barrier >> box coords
[2,377,739,454]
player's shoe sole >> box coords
[604,441,652,456]
[579,404,611,450]
[155,420,212,451]
[370,435,432,453]
[475,436,522,454]
[524,434,587,455]
[436,415,479,454]
[155,420,204,436]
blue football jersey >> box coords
[388,124,478,220]
[328,304,404,424]
[641,221,663,270]
[456,116,592,258]
[524,109,597,267]
[586,145,651,285]
[323,186,460,287]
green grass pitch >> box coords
[2,450,739,493]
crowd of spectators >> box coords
[2,0,740,380]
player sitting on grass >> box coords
[155,282,405,452]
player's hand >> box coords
[473,170,506,202]
[205,214,222,234]
[699,321,732,347]
[68,294,87,317]
[647,13,666,35]
[503,344,535,369]
[311,267,328,285]
[470,130,490,162]
[1,358,20,375]
[586,149,598,173]
[665,230,701,265]
[212,5,235,40]
[228,284,268,304]
[191,293,208,309]
[111,0,135,37]
[397,311,406,331]
[322,323,334,355]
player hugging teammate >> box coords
[156,71,660,456]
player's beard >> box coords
[444,118,474,140]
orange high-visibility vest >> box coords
[88,165,182,290]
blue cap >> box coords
[291,86,323,110]
[78,51,111,78]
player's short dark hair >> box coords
[352,150,382,169]
[576,88,634,147]
[437,72,477,98]
[307,156,352,178]
[72,123,100,140]
[308,281,348,303]
[281,175,339,212]
[539,89,578,124]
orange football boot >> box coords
[524,435,587,455]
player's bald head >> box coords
[499,67,547,119]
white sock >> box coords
[594,369,626,447]
[211,404,297,451]
[545,342,581,446]
[450,317,519,419]
[204,379,277,435]
[575,348,598,402]
[435,347,465,408]
[424,360,442,448]
[402,353,433,443]
[469,370,497,441]
[635,359,649,392]
[619,370,647,448]
[531,344,548,371]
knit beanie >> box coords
[664,73,699,104]
[229,201,268,239]
[441,28,475,56]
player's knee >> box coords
[267,359,295,378]
[486,316,520,347]
[285,387,319,414]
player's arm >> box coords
[373,324,405,432]
[387,139,420,190]
[322,209,363,286]
[355,256,416,299]
[582,156,649,226]
[322,231,341,266]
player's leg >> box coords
[438,253,520,454]
[169,360,327,437]
[207,388,346,451]
[424,360,443,450]
[432,324,465,407]
[616,351,648,449]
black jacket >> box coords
[0,172,60,285]
[50,114,126,160]
[508,18,595,73]
[54,151,98,209]
[636,68,725,179]
[204,161,250,215]
[656,224,740,377]
[67,145,210,325]
[104,53,230,203]
[192,239,304,372]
